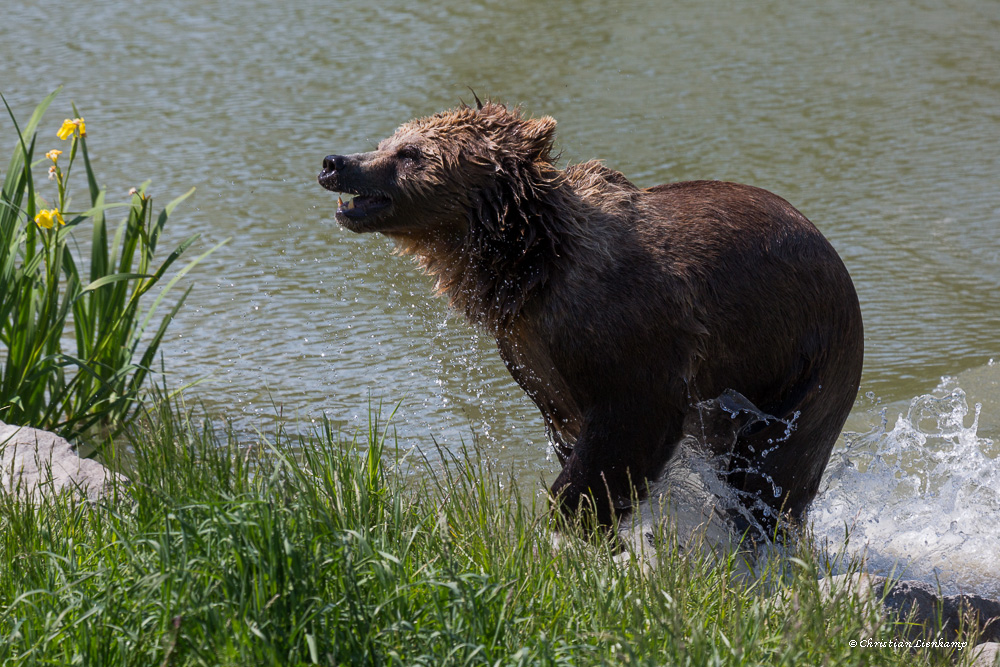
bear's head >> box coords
[318,101,560,239]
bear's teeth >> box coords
[347,198,355,210]
[337,196,344,207]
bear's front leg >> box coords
[549,403,684,526]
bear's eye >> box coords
[396,146,422,162]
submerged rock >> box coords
[0,420,118,501]
[820,573,1000,645]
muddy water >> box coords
[3,0,1000,593]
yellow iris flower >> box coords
[57,118,86,140]
[34,208,65,229]
[46,149,62,163]
[56,120,75,140]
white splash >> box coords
[811,386,1000,597]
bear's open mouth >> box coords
[336,194,392,220]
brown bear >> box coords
[318,99,864,534]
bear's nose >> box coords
[323,154,346,172]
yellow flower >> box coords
[46,149,63,162]
[34,208,65,229]
[57,119,75,140]
[57,118,86,140]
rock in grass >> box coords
[971,642,1000,667]
[0,420,118,500]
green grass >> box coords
[0,398,982,666]
[0,90,224,440]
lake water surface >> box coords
[3,0,999,594]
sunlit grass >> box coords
[0,396,977,666]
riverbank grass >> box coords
[0,402,977,666]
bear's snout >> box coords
[318,154,350,192]
[323,154,346,172]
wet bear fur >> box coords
[318,100,864,533]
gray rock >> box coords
[971,642,1000,666]
[0,420,119,501]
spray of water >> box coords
[619,390,798,573]
[811,385,1000,597]
[620,383,1000,597]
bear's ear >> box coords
[521,116,557,162]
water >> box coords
[813,374,1000,597]
[3,0,1000,593]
